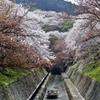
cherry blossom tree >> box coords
[0,0,51,75]
[76,0,100,44]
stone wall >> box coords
[0,68,47,100]
[66,68,100,100]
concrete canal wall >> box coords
[66,68,100,100]
[0,68,48,100]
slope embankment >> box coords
[65,67,100,100]
[0,68,49,100]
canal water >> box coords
[43,75,69,100]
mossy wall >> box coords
[0,68,47,100]
[66,68,100,100]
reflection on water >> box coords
[43,75,69,100]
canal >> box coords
[43,75,69,100]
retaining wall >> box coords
[66,68,100,100]
[0,68,47,100]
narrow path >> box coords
[43,75,69,100]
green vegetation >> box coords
[0,67,29,86]
[82,60,100,81]
[49,34,58,48]
[42,20,74,32]
[77,57,84,62]
[68,62,75,68]
[70,78,74,84]
[69,65,74,68]
[29,7,38,11]
[69,65,79,71]
[73,67,79,71]
[42,24,52,32]
[68,52,100,81]
[61,20,74,32]
[42,24,60,32]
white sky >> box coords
[64,0,78,5]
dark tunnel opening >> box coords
[45,62,73,75]
[49,64,65,75]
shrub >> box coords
[49,35,58,48]
[61,20,74,32]
[42,20,74,32]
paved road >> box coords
[43,75,69,100]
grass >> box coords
[49,34,58,48]
[0,67,29,86]
[61,20,74,32]
[68,63,79,71]
[77,57,84,61]
[0,73,12,85]
[73,67,79,71]
[69,64,74,68]
[42,20,75,32]
[82,59,100,81]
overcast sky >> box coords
[64,0,78,5]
